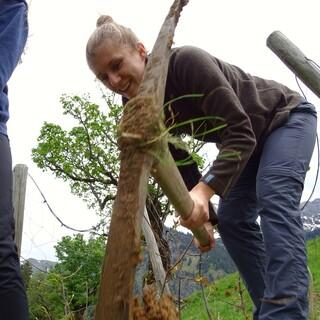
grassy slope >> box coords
[308,237,320,319]
[181,237,320,320]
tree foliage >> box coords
[53,234,105,310]
[21,260,33,289]
[32,94,121,217]
[27,234,105,320]
[31,93,205,225]
[28,271,65,320]
[30,92,209,317]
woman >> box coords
[86,15,317,320]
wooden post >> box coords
[267,31,320,98]
[152,151,210,245]
[12,164,28,257]
[94,1,192,319]
[142,207,170,295]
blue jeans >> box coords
[0,135,29,319]
[217,102,317,319]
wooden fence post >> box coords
[12,164,28,257]
[267,31,320,98]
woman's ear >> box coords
[136,42,147,59]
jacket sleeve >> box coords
[170,46,257,198]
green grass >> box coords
[308,237,320,319]
[181,237,320,320]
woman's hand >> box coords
[179,182,216,252]
[194,222,215,252]
[180,182,215,229]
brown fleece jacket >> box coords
[163,46,302,199]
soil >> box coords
[132,287,179,320]
[118,96,165,153]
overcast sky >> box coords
[8,0,320,261]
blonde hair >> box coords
[86,15,139,62]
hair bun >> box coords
[96,15,114,27]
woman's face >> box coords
[89,40,147,99]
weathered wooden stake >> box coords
[12,164,28,257]
[94,1,192,319]
[267,31,320,98]
[142,207,170,295]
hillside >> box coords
[302,198,320,239]
[23,200,320,320]
[165,228,236,298]
[133,196,320,298]
[181,236,320,320]
[27,258,56,273]
[28,198,320,300]
[158,198,320,298]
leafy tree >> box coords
[28,271,64,320]
[32,94,120,220]
[27,234,105,320]
[31,93,174,269]
[31,92,207,285]
[53,234,105,319]
[21,260,33,289]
